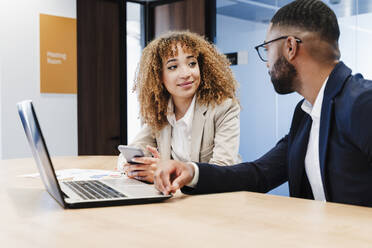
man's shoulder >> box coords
[345,73,372,93]
[335,72,372,149]
[334,73,372,133]
[337,73,372,108]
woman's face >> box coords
[162,44,201,102]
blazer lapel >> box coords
[288,114,312,197]
[190,102,207,162]
[319,61,352,200]
[157,125,172,160]
[318,98,333,200]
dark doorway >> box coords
[77,0,126,155]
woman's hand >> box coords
[123,145,160,183]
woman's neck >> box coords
[173,96,194,121]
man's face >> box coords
[265,25,297,95]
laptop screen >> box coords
[17,100,66,208]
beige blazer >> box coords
[129,98,241,165]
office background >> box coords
[1,0,372,197]
[0,0,77,160]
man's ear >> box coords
[286,37,298,61]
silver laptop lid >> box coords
[17,100,66,208]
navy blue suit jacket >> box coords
[183,62,372,207]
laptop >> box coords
[17,100,171,208]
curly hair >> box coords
[134,31,238,132]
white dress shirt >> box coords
[166,95,200,187]
[117,95,200,185]
[301,78,328,201]
[167,95,196,162]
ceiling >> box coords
[217,0,372,23]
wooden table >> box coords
[1,156,372,247]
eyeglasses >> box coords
[254,36,302,62]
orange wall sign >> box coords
[40,14,76,94]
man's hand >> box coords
[154,160,195,195]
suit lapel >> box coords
[157,125,172,160]
[318,61,352,199]
[288,114,312,197]
[318,97,333,200]
[190,102,207,162]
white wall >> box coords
[0,0,77,159]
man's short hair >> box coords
[271,0,340,44]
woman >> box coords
[119,31,241,183]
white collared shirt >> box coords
[167,95,196,162]
[301,77,328,201]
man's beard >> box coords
[269,55,297,95]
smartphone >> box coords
[118,145,144,164]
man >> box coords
[135,0,372,207]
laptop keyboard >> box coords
[63,180,126,200]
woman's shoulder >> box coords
[208,98,240,113]
[198,98,240,121]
